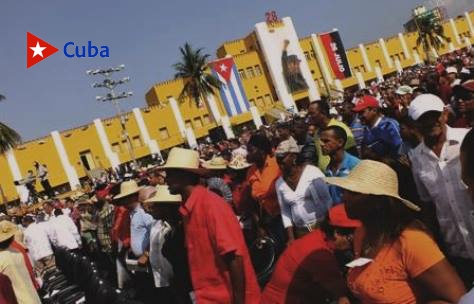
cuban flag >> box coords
[211,57,250,117]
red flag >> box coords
[319,31,352,80]
[27,32,59,69]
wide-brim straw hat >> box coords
[144,185,182,204]
[325,160,420,211]
[228,154,252,170]
[0,220,17,243]
[159,147,207,175]
[113,180,143,200]
[202,156,228,170]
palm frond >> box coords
[173,42,222,110]
[0,122,21,153]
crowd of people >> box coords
[1,47,474,304]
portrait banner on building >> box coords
[319,30,352,80]
[255,14,320,110]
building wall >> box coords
[2,9,473,204]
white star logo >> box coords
[219,63,228,72]
[30,42,47,58]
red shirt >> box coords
[180,186,260,303]
[111,206,130,248]
[231,180,254,217]
[10,241,39,290]
[261,230,347,304]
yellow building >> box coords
[1,10,474,205]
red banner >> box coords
[319,31,352,80]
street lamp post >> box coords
[86,64,137,168]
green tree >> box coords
[415,15,449,63]
[173,43,222,114]
[0,94,21,153]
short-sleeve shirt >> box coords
[325,152,361,204]
[179,185,260,303]
[247,155,281,217]
[347,229,444,304]
[315,118,356,171]
[261,229,347,304]
[362,116,402,158]
[410,126,474,260]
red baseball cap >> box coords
[329,204,361,228]
[352,95,379,112]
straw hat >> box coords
[144,185,182,204]
[113,180,143,200]
[325,160,420,211]
[160,147,207,175]
[228,154,252,170]
[202,156,228,170]
[0,220,16,243]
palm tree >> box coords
[415,16,449,63]
[173,42,222,112]
[0,94,21,153]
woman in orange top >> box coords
[326,160,465,304]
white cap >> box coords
[446,66,458,74]
[408,94,445,121]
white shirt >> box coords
[23,222,54,261]
[51,214,82,250]
[149,220,174,288]
[411,126,474,259]
[276,165,333,228]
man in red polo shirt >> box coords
[163,147,260,304]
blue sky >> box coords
[1,0,472,140]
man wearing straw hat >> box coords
[144,185,191,304]
[0,220,41,304]
[162,147,260,303]
[111,180,142,289]
[202,156,233,203]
